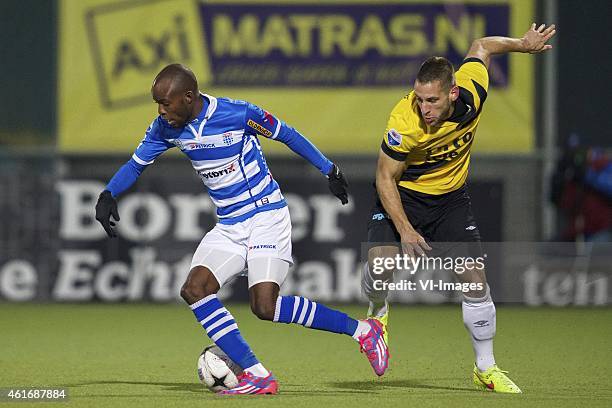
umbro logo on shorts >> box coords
[372,213,386,221]
[473,320,489,327]
[466,225,476,230]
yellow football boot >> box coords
[473,364,522,393]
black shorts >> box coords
[366,185,483,258]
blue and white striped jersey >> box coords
[106,94,333,224]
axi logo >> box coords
[110,15,189,80]
[86,0,195,109]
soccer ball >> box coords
[197,345,243,392]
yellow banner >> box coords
[59,0,534,154]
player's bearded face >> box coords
[414,80,458,127]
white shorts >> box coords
[190,206,293,287]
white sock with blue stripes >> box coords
[190,294,268,376]
[273,295,364,340]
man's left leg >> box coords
[455,259,521,393]
[433,189,521,393]
[247,257,389,377]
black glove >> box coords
[327,163,349,205]
[95,190,120,238]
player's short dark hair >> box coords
[154,64,198,95]
[416,57,455,91]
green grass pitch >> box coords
[1,304,611,407]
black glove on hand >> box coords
[95,190,120,238]
[327,163,349,205]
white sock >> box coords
[462,287,497,372]
[368,300,388,318]
[473,338,496,372]
[362,262,392,305]
[351,320,371,342]
[244,363,270,377]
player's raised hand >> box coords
[95,190,120,238]
[400,228,432,258]
[522,23,556,54]
[327,163,349,205]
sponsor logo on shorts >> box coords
[247,119,272,137]
[387,129,402,146]
[372,213,386,221]
[249,244,277,250]
[466,225,476,231]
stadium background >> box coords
[1,0,610,305]
[1,1,611,407]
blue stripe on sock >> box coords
[206,318,236,338]
[275,295,358,336]
[189,296,259,369]
[215,335,258,369]
[302,300,313,324]
[292,297,305,323]
[345,317,358,336]
[310,303,357,335]
[200,311,227,328]
[278,296,294,323]
[192,298,223,322]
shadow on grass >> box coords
[327,379,478,393]
[67,380,203,394]
[65,378,478,397]
[65,380,373,397]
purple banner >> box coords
[199,3,509,87]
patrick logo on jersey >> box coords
[171,139,214,150]
[170,132,236,151]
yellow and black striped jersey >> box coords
[381,58,489,195]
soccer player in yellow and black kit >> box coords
[362,24,556,392]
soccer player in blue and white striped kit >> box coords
[95,64,389,395]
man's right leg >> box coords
[364,246,399,314]
[430,189,521,393]
[362,208,402,345]
[180,249,274,392]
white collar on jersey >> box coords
[187,93,217,141]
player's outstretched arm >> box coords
[466,23,556,68]
[280,126,349,204]
[376,150,431,257]
[95,119,171,237]
[244,103,349,204]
